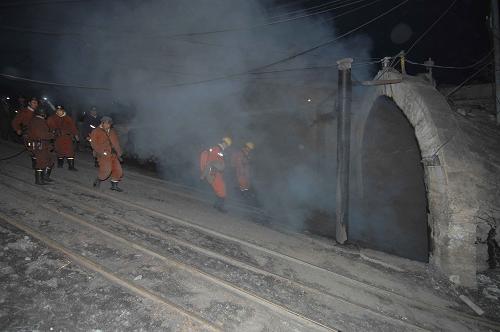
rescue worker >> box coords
[47,105,79,171]
[26,108,54,185]
[89,116,124,192]
[232,142,255,200]
[11,97,38,168]
[200,137,232,212]
[82,106,101,167]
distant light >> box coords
[307,98,312,102]
[6,97,10,100]
[43,97,48,101]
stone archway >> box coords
[352,69,479,287]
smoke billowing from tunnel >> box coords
[3,0,374,230]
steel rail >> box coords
[42,189,428,331]
[0,178,338,332]
[0,212,221,332]
[0,170,436,331]
[2,167,500,331]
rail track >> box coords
[0,171,426,332]
[0,182,338,331]
[0,212,221,332]
[1,163,500,331]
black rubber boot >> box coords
[213,197,227,213]
[35,169,47,185]
[110,181,123,192]
[31,157,36,170]
[43,167,54,183]
[94,158,99,168]
[93,178,101,188]
[67,158,77,171]
[57,158,64,168]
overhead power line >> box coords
[268,0,356,19]
[0,73,111,90]
[405,0,457,56]
[406,49,493,69]
[251,0,410,72]
[167,0,375,38]
[0,0,85,8]
[159,1,409,89]
[445,60,493,98]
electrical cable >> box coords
[0,0,85,8]
[168,0,375,37]
[405,49,493,69]
[268,0,356,20]
[0,25,222,47]
[248,59,382,75]
[317,0,388,24]
[445,60,493,98]
[0,26,80,36]
[250,0,410,72]
[0,57,384,92]
[405,0,457,56]
[269,0,312,11]
[157,1,409,89]
[0,73,111,91]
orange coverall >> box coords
[11,107,34,134]
[205,145,226,198]
[232,149,251,191]
[47,113,78,158]
[89,127,123,181]
[26,116,54,169]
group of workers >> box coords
[9,97,124,191]
[200,136,255,212]
[6,95,256,213]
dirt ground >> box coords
[0,222,207,332]
[1,141,499,331]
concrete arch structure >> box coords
[352,69,480,287]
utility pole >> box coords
[335,58,352,244]
[492,0,500,125]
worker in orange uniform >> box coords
[89,116,124,192]
[26,108,54,185]
[232,142,255,200]
[11,97,39,169]
[47,105,79,171]
[200,137,232,212]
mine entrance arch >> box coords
[351,95,429,262]
[351,70,479,287]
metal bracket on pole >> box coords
[335,58,352,244]
[424,58,435,86]
[382,57,391,68]
[399,50,406,75]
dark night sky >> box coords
[0,0,492,99]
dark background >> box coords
[0,0,492,99]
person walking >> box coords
[89,116,124,192]
[47,105,79,171]
[26,108,54,185]
[200,137,232,212]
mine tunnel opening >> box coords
[351,95,430,262]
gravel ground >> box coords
[1,142,499,331]
[0,222,208,332]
